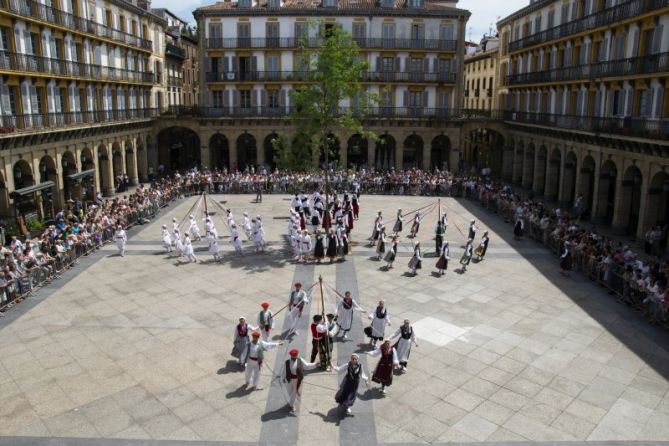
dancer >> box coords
[475,230,490,261]
[310,212,321,233]
[369,211,383,247]
[408,241,422,276]
[174,228,184,257]
[231,317,258,368]
[257,302,274,341]
[230,223,243,257]
[245,332,282,391]
[435,240,450,275]
[336,291,364,339]
[389,319,418,372]
[208,232,221,261]
[460,238,473,272]
[188,215,201,241]
[384,235,398,269]
[299,229,312,264]
[226,209,235,228]
[282,349,318,413]
[368,339,399,394]
[468,219,477,241]
[309,314,330,370]
[287,282,310,336]
[336,221,348,261]
[253,217,265,253]
[242,212,253,240]
[115,225,127,257]
[161,224,172,253]
[435,215,446,255]
[172,217,179,239]
[326,228,338,263]
[183,233,197,263]
[325,313,337,357]
[559,241,572,276]
[392,209,403,234]
[366,300,390,346]
[351,193,360,220]
[313,229,325,264]
[375,226,386,261]
[333,353,369,414]
[409,212,422,238]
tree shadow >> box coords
[217,360,241,375]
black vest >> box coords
[285,359,303,382]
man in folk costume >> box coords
[460,238,473,272]
[161,224,172,253]
[257,302,274,342]
[188,215,201,241]
[115,225,127,257]
[366,300,391,346]
[232,317,258,368]
[333,353,370,414]
[204,216,214,239]
[468,219,477,242]
[299,229,312,264]
[336,291,364,339]
[309,314,330,370]
[325,313,338,356]
[245,332,282,390]
[435,240,450,275]
[475,230,490,261]
[389,319,418,372]
[282,349,318,413]
[368,340,399,394]
[230,223,244,257]
[287,282,310,336]
[253,216,266,253]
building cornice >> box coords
[465,48,497,63]
[110,0,168,25]
[497,0,552,28]
[194,6,470,19]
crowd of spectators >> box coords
[0,178,183,312]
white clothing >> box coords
[115,229,127,256]
[281,358,318,407]
[253,222,265,249]
[245,340,281,388]
[336,297,363,331]
[175,233,184,256]
[300,234,312,254]
[390,327,416,364]
[257,310,275,341]
[162,229,172,251]
[183,237,197,262]
[243,216,252,240]
[288,289,310,334]
[368,309,390,339]
[189,217,201,240]
[231,228,243,253]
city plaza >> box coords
[0,193,667,445]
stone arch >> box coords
[579,155,596,214]
[263,133,279,171]
[347,134,367,169]
[61,151,78,202]
[544,147,562,201]
[13,159,35,190]
[210,133,230,171]
[375,134,395,169]
[596,159,618,225]
[319,134,341,168]
[97,144,113,195]
[81,148,94,171]
[112,141,124,189]
[430,134,450,171]
[403,134,423,169]
[236,133,257,172]
[619,165,643,235]
[137,137,148,180]
[125,139,136,185]
[644,171,669,252]
[38,155,58,215]
[522,143,535,189]
[157,127,201,173]
[513,140,524,185]
[502,137,515,181]
[562,150,578,206]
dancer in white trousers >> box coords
[245,332,282,390]
[282,349,318,412]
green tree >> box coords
[287,22,378,171]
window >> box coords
[411,24,424,49]
[267,89,279,109]
[352,23,365,47]
[268,0,280,7]
[239,0,251,7]
[323,0,336,7]
[382,23,394,48]
[208,23,222,46]
[294,22,308,43]
[266,22,279,48]
[213,90,223,108]
[408,0,423,8]
[238,22,251,47]
[266,55,279,80]
[381,0,393,8]
[239,90,251,109]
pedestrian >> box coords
[333,353,369,414]
[115,225,127,257]
[368,340,399,394]
[514,217,524,240]
[257,302,274,342]
[245,332,282,391]
[435,240,450,275]
[231,317,258,368]
[475,230,489,261]
[161,224,172,253]
[384,235,398,269]
[389,319,418,372]
[408,241,422,276]
[559,241,572,276]
[336,290,365,339]
[460,238,473,272]
[282,349,318,412]
[365,300,390,346]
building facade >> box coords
[177,0,468,173]
[463,35,498,111]
[0,0,167,223]
[496,0,669,240]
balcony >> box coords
[167,76,183,87]
[506,52,669,86]
[0,0,153,51]
[508,0,669,53]
[165,43,186,59]
[0,108,159,134]
[503,110,669,140]
[204,37,457,51]
[205,70,457,84]
[0,51,155,83]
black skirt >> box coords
[435,256,448,270]
[314,239,325,258]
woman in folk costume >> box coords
[299,229,312,264]
[299,212,306,231]
[282,349,318,413]
[351,193,360,220]
[368,340,399,394]
[435,240,450,275]
[310,211,321,233]
[231,316,258,367]
[174,228,184,257]
[384,235,398,269]
[345,205,354,233]
[409,211,422,238]
[559,241,572,276]
[253,217,266,253]
[389,319,418,372]
[368,211,383,246]
[392,208,403,234]
[115,225,127,257]
[514,217,524,240]
[336,291,365,339]
[242,212,253,240]
[475,230,490,261]
[230,223,244,257]
[366,300,391,346]
[161,224,172,253]
[183,233,197,263]
[435,215,446,255]
[245,332,283,391]
[188,215,201,241]
[375,226,387,261]
[326,228,339,263]
[408,241,423,276]
[172,218,179,241]
[313,229,325,264]
[336,221,349,261]
[333,353,370,414]
[208,232,221,261]
[460,238,473,272]
[468,219,478,241]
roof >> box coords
[464,46,497,62]
[497,0,552,27]
[194,0,470,18]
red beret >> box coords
[289,349,299,356]
[252,332,261,338]
[261,302,270,308]
[295,282,302,287]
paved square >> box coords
[0,194,668,445]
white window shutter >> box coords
[654,86,664,118]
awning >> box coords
[67,169,95,181]
[10,181,55,198]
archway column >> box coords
[367,139,375,168]
[589,159,601,223]
[635,163,655,239]
[611,170,631,234]
[558,151,573,204]
[422,135,431,171]
[92,145,101,196]
[394,135,402,170]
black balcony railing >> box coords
[162,106,502,121]
[0,108,158,133]
[1,0,153,51]
[507,52,669,85]
[0,51,155,83]
[508,0,669,53]
[165,43,186,59]
[167,76,183,87]
[205,36,457,51]
[503,110,669,140]
[205,70,457,83]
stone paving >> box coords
[0,194,668,445]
